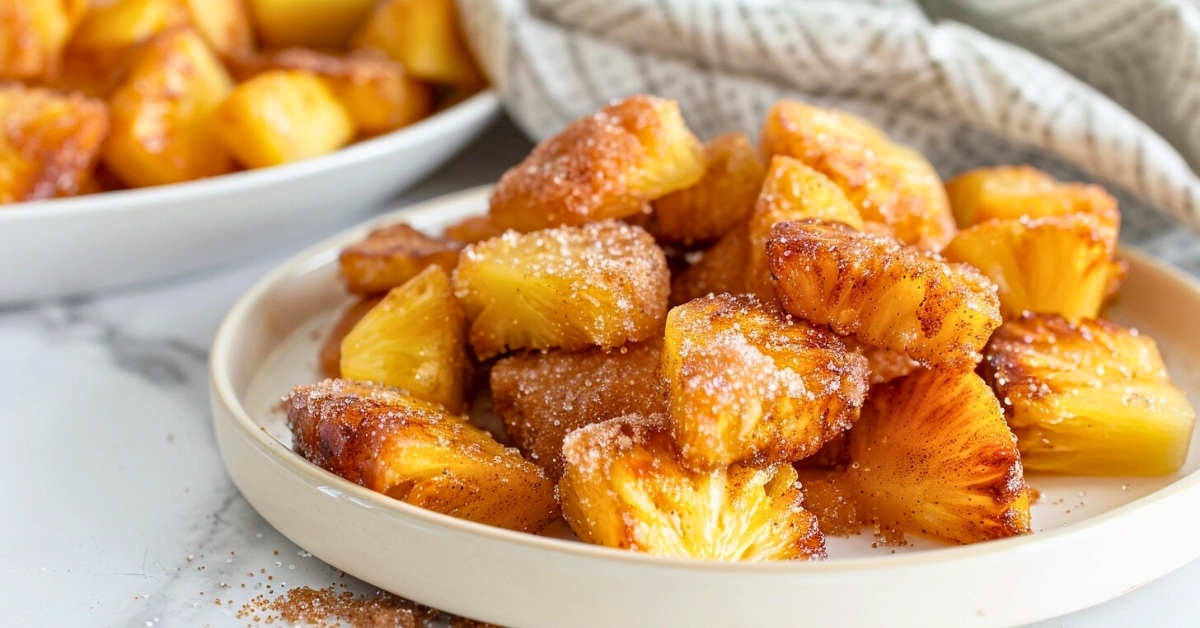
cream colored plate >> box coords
[210,187,1200,628]
[0,91,499,305]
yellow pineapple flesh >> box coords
[845,368,1031,544]
[339,222,463,296]
[491,340,667,479]
[945,165,1120,237]
[767,220,1001,371]
[559,414,826,560]
[0,84,108,203]
[214,69,355,169]
[746,155,864,299]
[645,132,765,248]
[489,95,705,232]
[983,314,1196,476]
[353,0,483,87]
[760,100,956,251]
[229,48,434,137]
[339,265,471,414]
[663,294,869,472]
[102,27,234,187]
[318,296,383,379]
[288,379,559,532]
[452,221,669,360]
[0,0,85,80]
[941,213,1113,321]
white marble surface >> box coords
[4,116,1200,627]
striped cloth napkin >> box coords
[458,0,1200,239]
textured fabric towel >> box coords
[458,0,1200,240]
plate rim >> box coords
[0,90,500,221]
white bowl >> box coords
[0,90,499,305]
[210,187,1200,628]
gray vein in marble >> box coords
[36,299,209,391]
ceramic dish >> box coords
[0,90,499,306]
[210,187,1200,628]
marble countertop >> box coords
[5,116,1200,627]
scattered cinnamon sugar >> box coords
[237,586,502,628]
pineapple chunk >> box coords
[760,100,956,251]
[339,222,463,296]
[288,379,559,532]
[941,213,1112,321]
[945,165,1119,237]
[840,335,919,385]
[339,266,470,414]
[645,132,765,247]
[354,0,483,87]
[247,0,374,49]
[318,296,382,379]
[102,28,234,186]
[746,155,864,299]
[230,48,434,137]
[489,96,705,232]
[668,224,751,307]
[214,69,355,169]
[0,0,85,80]
[663,294,869,471]
[441,214,504,245]
[983,314,1196,476]
[452,221,670,360]
[846,368,1031,544]
[182,0,252,58]
[767,220,1002,371]
[559,414,826,560]
[491,340,667,479]
[0,85,108,203]
[70,0,188,52]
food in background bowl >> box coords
[0,0,482,205]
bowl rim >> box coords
[209,185,1200,576]
[0,89,500,222]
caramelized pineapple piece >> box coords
[945,165,1119,237]
[663,294,869,471]
[0,85,108,204]
[846,368,1031,544]
[441,214,504,245]
[668,224,751,307]
[70,0,188,52]
[339,222,462,295]
[983,314,1196,476]
[840,335,919,385]
[1105,256,1129,301]
[288,379,558,532]
[489,96,705,232]
[559,414,825,560]
[761,100,955,251]
[354,0,483,86]
[492,340,667,479]
[0,0,85,80]
[215,69,354,168]
[646,132,765,247]
[339,266,470,413]
[182,0,252,58]
[746,156,864,299]
[247,0,374,49]
[230,48,433,136]
[318,296,382,378]
[103,28,234,186]
[768,220,1001,371]
[941,213,1112,321]
[452,221,669,360]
